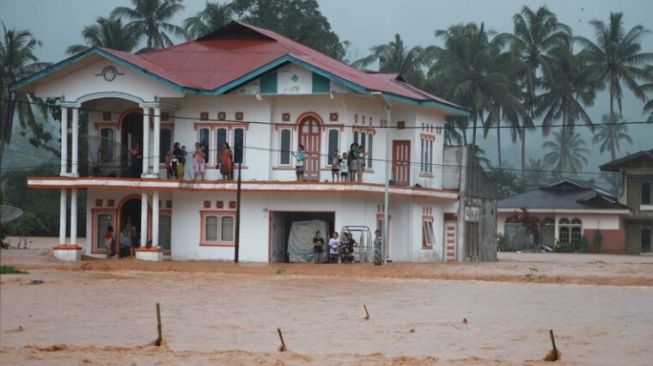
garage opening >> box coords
[269,211,335,263]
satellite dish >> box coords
[1,205,24,224]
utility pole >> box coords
[234,144,242,263]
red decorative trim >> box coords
[199,210,236,246]
[95,199,103,207]
[295,111,324,126]
[194,122,250,130]
[235,112,244,121]
[93,122,117,130]
[102,112,112,121]
[274,123,297,131]
[134,247,161,252]
[218,111,226,121]
[420,132,436,141]
[282,113,290,122]
[160,111,169,121]
[397,121,406,129]
[217,200,224,208]
[229,201,236,209]
[200,112,209,121]
[107,199,115,207]
[323,124,345,132]
[161,122,174,130]
[444,213,457,221]
[203,200,211,208]
[165,200,172,208]
[53,244,82,250]
[329,112,338,121]
[352,126,376,135]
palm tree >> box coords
[0,24,50,170]
[183,2,234,40]
[497,5,569,175]
[352,34,429,88]
[111,0,185,51]
[431,22,526,155]
[543,128,590,176]
[592,114,633,161]
[642,65,653,122]
[444,117,465,146]
[66,16,140,55]
[577,12,653,118]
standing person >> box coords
[119,227,131,258]
[180,146,190,179]
[130,225,139,256]
[340,152,349,182]
[193,143,206,180]
[330,149,340,182]
[312,231,325,264]
[104,225,115,258]
[373,230,383,265]
[328,232,340,263]
[358,147,366,183]
[165,150,175,179]
[292,144,306,182]
[219,142,234,180]
[130,143,143,178]
[349,143,359,182]
[173,142,185,179]
[339,232,352,263]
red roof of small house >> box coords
[12,21,467,114]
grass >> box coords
[0,265,29,275]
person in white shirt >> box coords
[328,232,340,263]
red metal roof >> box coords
[51,22,464,112]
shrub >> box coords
[579,235,589,253]
[0,265,29,274]
[592,230,603,253]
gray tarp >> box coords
[288,220,328,262]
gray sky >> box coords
[2,0,652,178]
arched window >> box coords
[559,218,570,244]
[543,218,555,226]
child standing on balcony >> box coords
[193,143,206,180]
[219,142,234,180]
[292,144,306,182]
[330,149,340,182]
[340,152,349,182]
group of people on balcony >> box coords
[328,142,366,183]
[130,140,366,182]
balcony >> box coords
[27,176,459,202]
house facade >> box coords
[497,179,630,253]
[600,150,653,254]
[14,22,493,263]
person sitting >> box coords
[328,232,340,263]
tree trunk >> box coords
[521,127,526,180]
[472,115,478,146]
[496,119,502,167]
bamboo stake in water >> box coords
[363,304,370,320]
[155,303,163,346]
[277,328,287,352]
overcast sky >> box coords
[2,0,652,177]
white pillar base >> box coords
[52,245,82,262]
[135,248,163,261]
[142,173,159,179]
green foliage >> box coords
[232,0,346,60]
[0,265,28,274]
[543,129,590,176]
[496,233,507,251]
[111,0,185,51]
[592,230,603,253]
[486,168,526,198]
[183,2,234,40]
[66,16,141,55]
[1,165,85,236]
[579,235,589,253]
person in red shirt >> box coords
[104,225,115,258]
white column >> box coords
[70,188,78,245]
[152,106,161,176]
[71,106,79,176]
[60,107,68,176]
[142,107,150,176]
[140,191,148,246]
[152,191,159,247]
[59,189,67,244]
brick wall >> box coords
[583,229,626,254]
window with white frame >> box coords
[327,129,339,165]
[217,128,227,163]
[422,218,435,249]
[198,127,210,164]
[420,137,433,174]
[201,210,236,245]
[280,129,292,165]
[233,128,244,164]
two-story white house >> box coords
[13,21,486,263]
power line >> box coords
[2,97,652,131]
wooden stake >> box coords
[363,304,370,320]
[277,328,287,352]
[155,303,163,346]
[549,329,558,361]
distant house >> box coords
[12,21,496,263]
[600,150,653,254]
[497,179,630,253]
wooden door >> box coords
[392,140,410,186]
[444,220,457,262]
[299,116,321,181]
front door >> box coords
[392,140,410,186]
[444,220,457,262]
[642,227,651,253]
[298,116,321,181]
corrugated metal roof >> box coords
[599,149,653,172]
[53,22,464,113]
